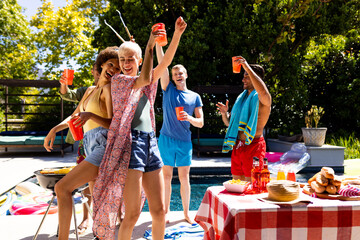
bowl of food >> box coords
[223,179,249,193]
[34,166,75,190]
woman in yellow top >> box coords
[43,46,120,240]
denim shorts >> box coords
[82,127,108,167]
[158,134,192,167]
[129,129,163,172]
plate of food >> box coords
[223,179,249,193]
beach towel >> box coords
[222,90,259,153]
[144,222,204,240]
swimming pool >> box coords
[142,175,231,211]
[142,173,312,212]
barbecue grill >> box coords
[35,169,65,191]
[32,167,90,240]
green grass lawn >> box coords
[328,133,360,160]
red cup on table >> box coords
[286,171,296,182]
[63,69,75,85]
[232,56,242,73]
[68,117,83,141]
[175,106,185,121]
[152,23,168,46]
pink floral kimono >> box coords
[92,73,158,239]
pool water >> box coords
[142,175,231,212]
[142,173,313,212]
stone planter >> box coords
[301,127,327,147]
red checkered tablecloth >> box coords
[195,186,360,240]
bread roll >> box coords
[330,176,342,187]
[326,184,337,194]
[308,172,320,185]
[316,173,329,186]
[342,179,360,186]
[303,184,315,194]
[311,181,326,193]
[321,167,335,179]
[267,180,300,202]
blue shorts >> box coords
[158,134,192,167]
[129,129,163,172]
[82,127,108,167]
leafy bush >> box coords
[94,0,359,138]
[301,33,360,135]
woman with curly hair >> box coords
[43,46,121,240]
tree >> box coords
[0,0,37,80]
[30,0,109,87]
[0,0,38,131]
[93,0,359,136]
[17,0,110,127]
[301,33,360,134]
[1,0,110,131]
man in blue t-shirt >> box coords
[156,44,204,224]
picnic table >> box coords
[195,186,360,240]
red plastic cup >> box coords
[175,106,184,120]
[68,117,83,141]
[232,56,242,73]
[152,23,168,46]
[63,69,75,85]
[286,171,296,182]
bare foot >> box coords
[184,215,194,224]
[78,218,90,234]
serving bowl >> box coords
[223,180,249,193]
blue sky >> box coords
[18,0,68,20]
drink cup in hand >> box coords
[63,69,75,85]
[152,23,168,46]
[232,56,242,73]
[175,107,185,120]
[68,117,83,141]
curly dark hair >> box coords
[249,64,265,80]
[95,46,119,74]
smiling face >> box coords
[119,49,142,76]
[242,71,254,91]
[100,58,121,82]
[118,41,142,77]
[171,66,187,87]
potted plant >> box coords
[301,105,327,146]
